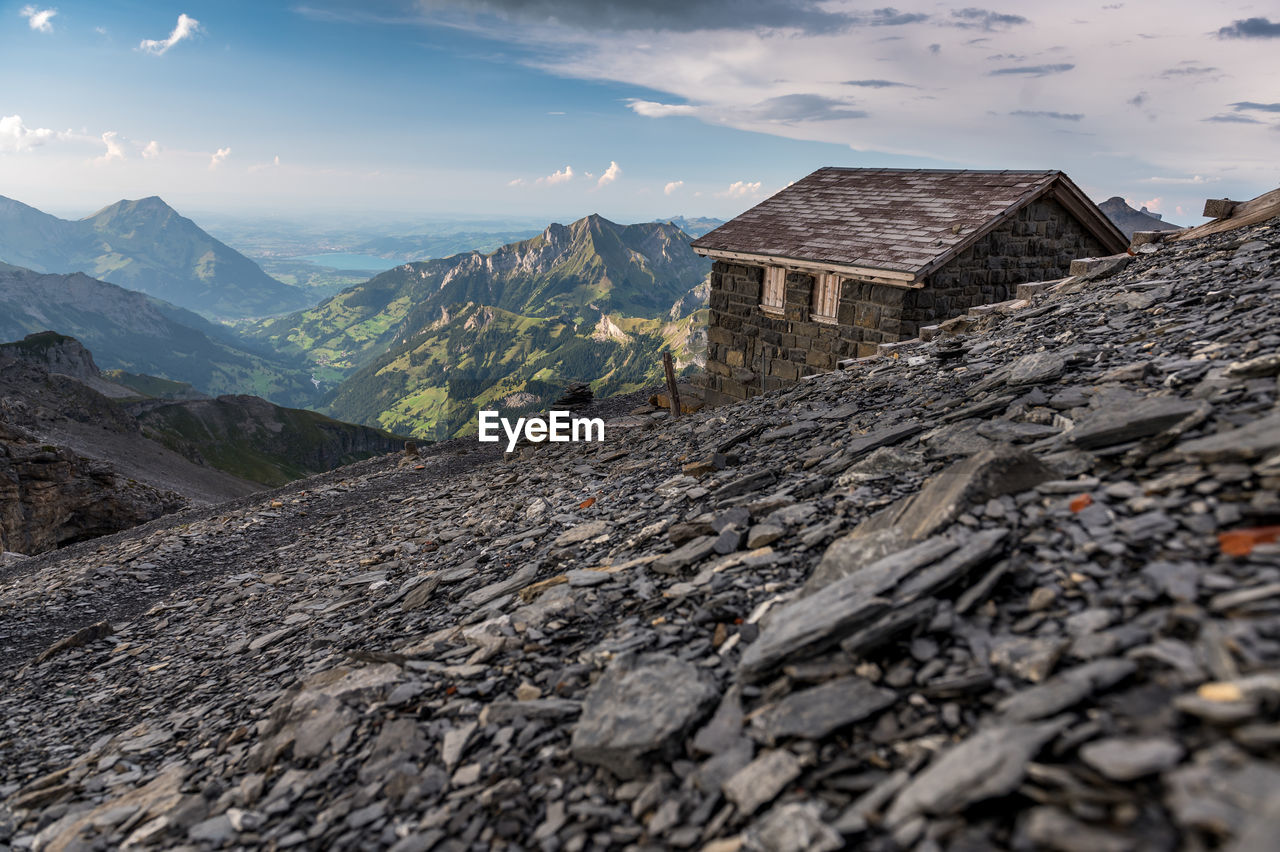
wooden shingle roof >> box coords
[690,167,1127,284]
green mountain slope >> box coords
[0,195,312,319]
[0,264,317,406]
[250,215,711,438]
[132,395,406,487]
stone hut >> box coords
[690,167,1128,404]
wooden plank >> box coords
[691,247,921,287]
[1172,187,1280,242]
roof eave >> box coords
[692,246,923,288]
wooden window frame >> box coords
[761,265,786,314]
[811,272,841,323]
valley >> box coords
[251,214,712,439]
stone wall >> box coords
[901,195,1109,339]
[702,195,1110,404]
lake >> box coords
[296,253,397,271]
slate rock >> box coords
[757,676,897,742]
[570,653,716,778]
[654,535,717,574]
[1079,736,1184,781]
[997,659,1137,721]
[854,445,1054,542]
[884,719,1066,827]
[723,749,802,815]
[1178,412,1280,462]
[746,802,842,852]
[1068,396,1202,450]
[1007,352,1066,386]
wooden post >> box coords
[663,351,682,418]
[1203,198,1238,219]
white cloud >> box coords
[94,131,124,164]
[664,180,684,195]
[209,146,231,169]
[508,177,526,187]
[719,180,762,198]
[1142,174,1213,185]
[597,160,621,188]
[248,155,282,172]
[141,140,161,159]
[0,114,58,152]
[536,165,574,185]
[139,13,201,55]
[627,99,698,118]
[1136,196,1162,211]
[20,6,56,33]
[437,2,1278,220]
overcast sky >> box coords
[2,1,1277,225]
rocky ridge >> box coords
[1,216,1278,851]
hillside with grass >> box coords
[250,215,711,438]
[0,263,316,406]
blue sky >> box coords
[2,1,1278,225]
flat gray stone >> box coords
[1007,352,1066,386]
[747,523,785,549]
[747,802,842,852]
[570,653,716,778]
[482,698,580,725]
[758,676,897,742]
[554,520,610,547]
[885,719,1066,827]
[1080,737,1184,781]
[845,421,924,458]
[1178,412,1280,462]
[723,749,802,815]
[997,659,1137,721]
[854,445,1054,543]
[653,535,717,574]
[692,685,744,755]
[1069,397,1202,450]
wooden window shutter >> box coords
[813,272,840,320]
[762,266,786,310]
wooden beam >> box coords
[690,247,922,288]
[1172,187,1280,242]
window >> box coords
[762,266,786,312]
[812,272,841,322]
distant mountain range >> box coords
[0,262,316,406]
[0,331,402,507]
[1098,197,1183,239]
[0,195,312,319]
[657,216,724,238]
[250,214,712,439]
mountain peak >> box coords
[87,195,178,221]
[0,330,101,379]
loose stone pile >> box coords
[1,218,1278,851]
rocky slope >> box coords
[132,395,408,488]
[0,413,186,556]
[1,216,1277,851]
[0,195,311,320]
[0,343,262,535]
[1,332,405,498]
[0,263,317,407]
